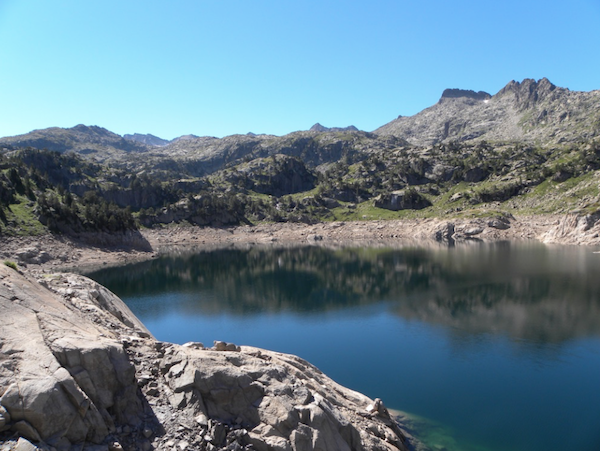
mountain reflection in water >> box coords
[90,242,600,344]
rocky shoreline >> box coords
[3,213,595,273]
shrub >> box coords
[4,260,18,271]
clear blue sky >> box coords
[1,0,599,140]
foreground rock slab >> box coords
[0,264,411,451]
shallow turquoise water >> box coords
[88,242,600,451]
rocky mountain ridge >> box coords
[376,78,600,146]
[2,78,598,168]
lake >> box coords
[87,241,600,451]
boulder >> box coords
[15,247,52,265]
[488,217,511,230]
[434,222,455,242]
[373,190,431,211]
[541,212,600,245]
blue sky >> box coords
[0,0,599,140]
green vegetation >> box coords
[1,136,600,237]
[3,260,18,271]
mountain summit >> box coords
[376,78,600,146]
[1,78,598,165]
[0,124,149,158]
[309,123,359,133]
[439,88,491,101]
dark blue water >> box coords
[87,242,600,451]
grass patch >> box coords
[3,195,47,236]
[512,172,599,214]
[3,260,18,271]
[330,200,431,221]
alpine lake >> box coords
[86,241,600,451]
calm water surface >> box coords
[87,242,600,451]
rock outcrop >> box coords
[373,190,432,211]
[0,265,411,451]
[541,212,600,245]
[439,89,491,101]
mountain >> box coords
[2,78,600,237]
[376,78,600,146]
[309,123,360,133]
[1,78,599,176]
[124,133,169,147]
[0,124,150,160]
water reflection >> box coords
[89,242,600,344]
[87,242,600,451]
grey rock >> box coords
[0,404,10,430]
[15,247,52,265]
[11,421,41,443]
[488,218,511,230]
[434,222,455,242]
[462,227,484,236]
[14,438,38,451]
[123,133,169,147]
[309,123,359,133]
[213,341,227,351]
[541,212,600,245]
[182,341,204,350]
[373,190,432,211]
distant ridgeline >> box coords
[1,78,600,237]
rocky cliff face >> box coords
[439,89,491,101]
[0,265,411,451]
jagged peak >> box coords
[310,123,328,132]
[496,77,558,98]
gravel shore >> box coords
[0,215,562,273]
